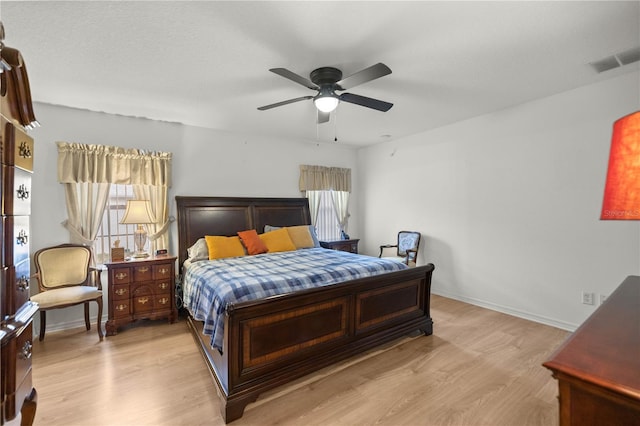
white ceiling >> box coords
[1,1,639,147]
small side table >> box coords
[105,254,177,335]
[320,238,359,254]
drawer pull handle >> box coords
[138,297,149,304]
[159,268,169,275]
[16,229,28,246]
[115,304,127,311]
[159,282,168,290]
[16,275,29,291]
[159,297,169,305]
[115,272,128,280]
[19,340,33,360]
[16,184,30,200]
[115,288,127,296]
[138,267,150,273]
[19,141,32,159]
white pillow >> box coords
[187,238,209,261]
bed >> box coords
[176,196,435,423]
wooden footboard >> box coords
[187,263,435,423]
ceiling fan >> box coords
[258,63,393,123]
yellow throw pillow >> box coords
[259,228,297,253]
[205,235,246,260]
[285,225,315,249]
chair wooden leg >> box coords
[39,310,46,341]
[84,302,91,331]
[96,298,104,341]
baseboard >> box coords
[33,316,103,336]
[432,290,578,332]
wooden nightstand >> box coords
[105,255,177,336]
[320,239,359,254]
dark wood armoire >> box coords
[0,21,39,426]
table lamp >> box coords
[120,199,154,258]
[601,111,640,220]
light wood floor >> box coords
[31,295,568,426]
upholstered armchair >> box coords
[379,231,421,267]
[30,244,103,341]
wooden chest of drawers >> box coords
[543,276,640,426]
[1,111,38,426]
[105,255,177,336]
[0,37,39,426]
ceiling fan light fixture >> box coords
[313,86,339,112]
[314,95,339,112]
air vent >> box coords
[590,46,640,73]
[617,46,640,65]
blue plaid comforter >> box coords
[183,247,408,351]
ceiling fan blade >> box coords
[340,92,393,112]
[335,63,392,90]
[317,110,330,124]
[258,96,313,111]
[270,68,319,90]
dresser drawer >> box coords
[112,301,130,318]
[132,286,154,314]
[3,215,30,266]
[111,283,130,300]
[8,259,30,315]
[154,280,172,294]
[4,321,34,421]
[2,165,32,216]
[153,262,173,280]
[0,266,7,320]
[133,264,153,282]
[110,267,131,284]
[2,122,34,172]
[155,294,173,311]
[14,322,33,390]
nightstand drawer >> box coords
[133,265,152,281]
[112,302,130,318]
[153,263,172,279]
[155,295,172,310]
[155,280,172,294]
[132,293,154,313]
[112,283,130,300]
[111,268,131,284]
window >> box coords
[94,184,138,264]
[311,190,343,241]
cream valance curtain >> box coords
[57,142,172,256]
[299,165,351,193]
[299,165,351,236]
[57,142,172,186]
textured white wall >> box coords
[26,71,639,333]
[357,71,640,330]
[27,104,358,331]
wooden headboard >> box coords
[175,196,311,267]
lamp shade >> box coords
[120,200,154,224]
[601,111,640,220]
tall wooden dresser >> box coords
[0,23,39,426]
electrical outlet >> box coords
[599,294,607,305]
[581,291,595,305]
